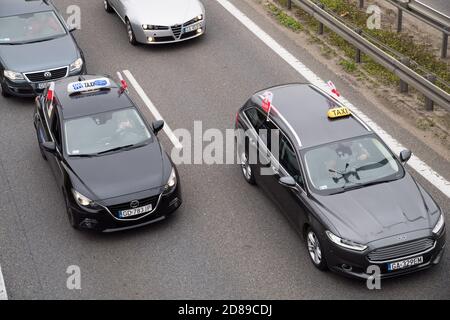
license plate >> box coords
[183,22,201,33]
[37,82,47,90]
[387,256,423,271]
[119,204,152,218]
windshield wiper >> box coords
[6,35,64,45]
[329,177,397,195]
[97,144,135,155]
[69,153,99,158]
[96,141,149,155]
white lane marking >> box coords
[0,265,7,300]
[216,0,450,198]
[123,70,183,150]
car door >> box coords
[261,131,309,231]
[113,0,127,21]
[34,96,52,148]
[243,107,275,189]
[46,100,65,187]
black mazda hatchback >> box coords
[33,75,182,232]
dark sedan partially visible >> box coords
[0,0,86,98]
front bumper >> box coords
[1,67,85,98]
[133,20,206,44]
[323,229,446,280]
[69,185,182,232]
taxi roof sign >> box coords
[327,106,351,119]
[67,78,111,95]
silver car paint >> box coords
[109,0,206,44]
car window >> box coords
[279,134,304,187]
[51,107,62,147]
[64,108,152,156]
[303,136,403,194]
[0,11,66,44]
[245,107,266,130]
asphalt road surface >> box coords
[414,0,450,17]
[0,0,449,299]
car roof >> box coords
[54,75,135,120]
[251,83,371,149]
[0,0,54,17]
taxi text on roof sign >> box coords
[327,106,351,119]
[67,78,111,94]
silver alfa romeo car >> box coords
[104,0,206,45]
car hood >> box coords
[129,0,204,26]
[67,142,165,200]
[313,174,436,244]
[0,35,78,73]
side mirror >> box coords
[41,141,56,153]
[152,120,164,135]
[399,149,412,163]
[279,176,297,189]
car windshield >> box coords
[0,11,66,44]
[303,136,403,194]
[65,108,152,156]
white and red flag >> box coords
[327,81,340,97]
[261,91,274,120]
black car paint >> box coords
[0,0,86,97]
[33,77,182,231]
[236,83,446,279]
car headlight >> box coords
[326,230,367,251]
[69,58,83,72]
[72,189,95,207]
[163,168,177,194]
[432,214,445,235]
[196,14,204,21]
[4,70,24,81]
[142,24,154,30]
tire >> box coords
[104,0,113,13]
[64,191,80,230]
[240,150,256,185]
[306,227,328,271]
[126,19,138,46]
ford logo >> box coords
[44,71,52,79]
[130,200,140,209]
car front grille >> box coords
[25,67,68,82]
[171,25,182,38]
[367,238,435,262]
[155,36,176,42]
[108,194,161,219]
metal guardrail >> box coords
[283,0,450,111]
[381,0,449,59]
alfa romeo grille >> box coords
[171,25,182,38]
[367,238,435,262]
[25,67,68,82]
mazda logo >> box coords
[44,71,52,79]
[130,200,140,209]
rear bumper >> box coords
[323,230,446,280]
